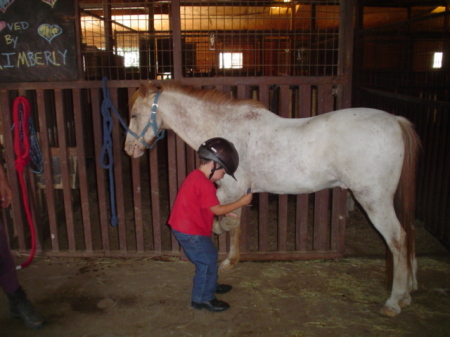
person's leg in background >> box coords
[0,220,46,329]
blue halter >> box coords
[133,90,166,149]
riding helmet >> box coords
[198,137,239,180]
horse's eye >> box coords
[131,114,137,119]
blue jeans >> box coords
[172,229,218,303]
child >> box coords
[168,137,252,312]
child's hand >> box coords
[240,191,253,207]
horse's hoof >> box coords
[219,259,235,271]
[380,305,401,317]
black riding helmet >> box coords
[198,137,239,180]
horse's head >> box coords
[124,82,164,158]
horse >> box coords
[124,81,420,317]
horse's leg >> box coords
[215,208,242,270]
[356,196,413,317]
[220,226,241,270]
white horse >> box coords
[124,81,420,317]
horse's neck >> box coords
[159,91,223,149]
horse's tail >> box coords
[387,116,421,283]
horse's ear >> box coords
[148,81,160,92]
[139,81,159,97]
[139,82,149,97]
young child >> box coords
[168,137,252,312]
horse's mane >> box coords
[129,81,264,110]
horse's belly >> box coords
[256,178,341,195]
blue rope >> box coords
[100,77,166,227]
[100,78,119,227]
[11,103,43,174]
[29,117,43,174]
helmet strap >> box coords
[209,161,222,180]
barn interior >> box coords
[0,1,449,335]
[0,0,447,270]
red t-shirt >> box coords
[168,169,220,236]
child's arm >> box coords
[210,192,253,216]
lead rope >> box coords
[100,78,119,227]
[100,77,166,227]
[12,97,36,269]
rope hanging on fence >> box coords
[100,77,119,227]
[99,77,166,227]
[12,96,37,269]
[28,118,43,174]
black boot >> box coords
[191,298,230,312]
[8,287,46,329]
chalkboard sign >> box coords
[0,0,78,82]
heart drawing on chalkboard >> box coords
[42,0,58,8]
[38,24,63,43]
[0,0,15,13]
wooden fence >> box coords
[0,77,350,261]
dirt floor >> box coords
[1,212,449,337]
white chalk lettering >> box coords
[0,50,69,69]
[4,35,19,48]
[6,22,29,31]
[57,49,68,64]
[16,52,29,67]
[44,51,60,66]
[1,53,15,68]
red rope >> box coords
[12,97,36,269]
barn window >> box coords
[116,48,140,68]
[432,52,443,69]
[219,53,243,69]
